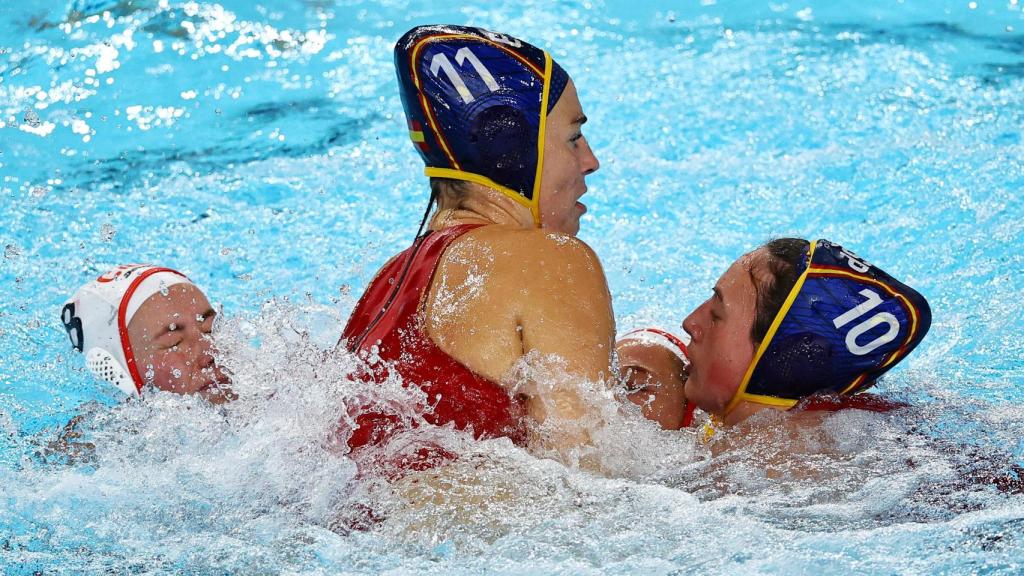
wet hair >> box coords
[429,177,471,211]
[750,238,811,344]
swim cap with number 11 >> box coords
[395,25,569,225]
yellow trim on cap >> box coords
[802,266,922,394]
[806,267,920,346]
[700,420,717,444]
[425,167,535,213]
[410,36,460,169]
[736,393,800,409]
[528,51,552,228]
[838,373,870,396]
[722,240,819,416]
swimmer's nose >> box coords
[198,334,216,369]
[199,334,231,384]
[682,310,701,343]
[580,136,599,176]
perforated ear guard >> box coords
[86,347,138,397]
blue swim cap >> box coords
[395,25,570,225]
[725,240,932,413]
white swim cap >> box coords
[61,264,193,396]
[618,328,691,368]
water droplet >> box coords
[168,322,177,331]
[172,368,182,379]
[23,109,40,128]
[159,281,169,296]
[100,223,116,241]
[30,186,46,198]
[4,244,20,259]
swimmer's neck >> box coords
[428,183,535,231]
[720,400,786,426]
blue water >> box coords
[2,0,1024,573]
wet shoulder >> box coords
[455,226,603,273]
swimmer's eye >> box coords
[569,133,583,146]
[162,338,183,350]
[154,323,184,348]
[197,310,217,334]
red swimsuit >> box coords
[342,224,528,463]
[799,393,908,413]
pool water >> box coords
[2,0,1024,573]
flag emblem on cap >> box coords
[408,120,428,152]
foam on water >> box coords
[3,0,1024,573]
[5,303,1024,573]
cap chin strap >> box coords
[425,167,542,226]
[721,391,799,417]
[720,241,821,417]
[86,347,140,397]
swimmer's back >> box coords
[342,224,528,454]
[425,224,615,387]
[341,222,615,461]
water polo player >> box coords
[680,238,930,431]
[61,264,232,403]
[616,328,694,430]
[342,25,611,463]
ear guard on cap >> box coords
[86,347,138,396]
[395,24,570,226]
[724,240,932,414]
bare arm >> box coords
[514,233,615,382]
[425,228,615,463]
[505,232,615,458]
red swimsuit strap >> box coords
[345,223,483,352]
[342,221,527,456]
